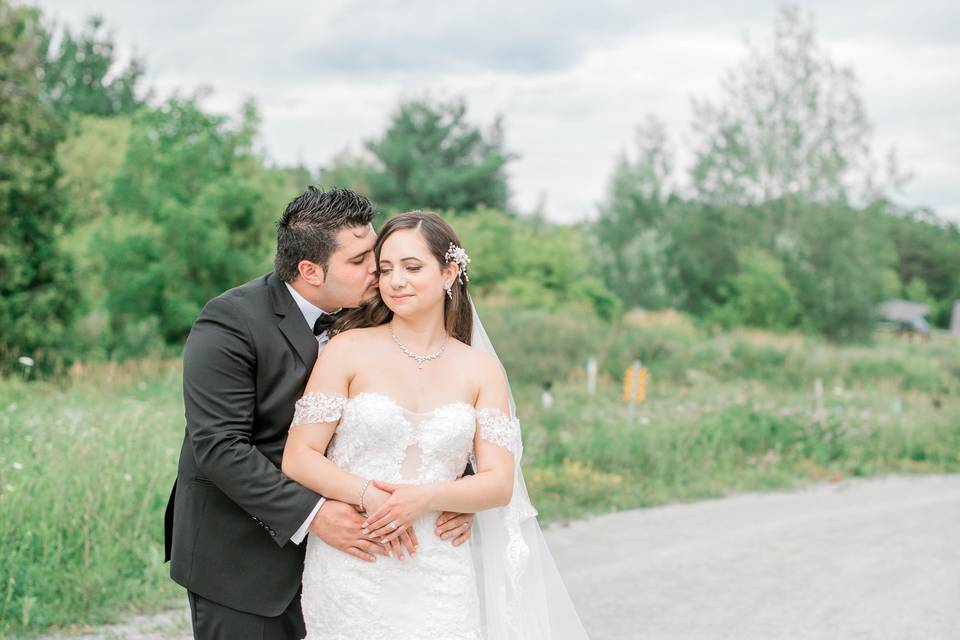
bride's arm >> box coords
[363,354,515,540]
[281,334,369,507]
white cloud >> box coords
[34,0,960,223]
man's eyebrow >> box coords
[349,248,372,261]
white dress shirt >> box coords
[285,282,341,545]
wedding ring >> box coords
[389,521,398,530]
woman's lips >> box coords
[391,294,412,302]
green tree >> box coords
[366,97,512,212]
[592,115,678,309]
[710,248,801,330]
[779,203,896,340]
[100,96,274,350]
[40,15,147,118]
[319,149,372,196]
[690,5,905,207]
[0,1,73,374]
[884,208,960,327]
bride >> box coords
[281,211,588,639]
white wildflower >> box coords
[17,356,34,367]
[12,462,23,471]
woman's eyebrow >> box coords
[378,257,423,264]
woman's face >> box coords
[377,228,453,318]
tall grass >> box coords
[3,312,960,634]
[1,361,184,636]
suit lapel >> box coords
[268,273,318,370]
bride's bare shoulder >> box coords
[457,340,505,380]
[324,326,382,356]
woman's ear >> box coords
[443,261,461,287]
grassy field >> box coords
[2,316,959,636]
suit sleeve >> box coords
[182,295,320,547]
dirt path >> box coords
[42,474,960,639]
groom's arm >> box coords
[183,295,320,547]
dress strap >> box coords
[291,391,347,428]
[476,408,521,457]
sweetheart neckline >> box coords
[348,391,476,417]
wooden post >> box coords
[586,356,597,395]
[813,378,825,425]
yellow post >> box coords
[624,361,649,419]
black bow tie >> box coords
[313,313,339,336]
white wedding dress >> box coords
[295,390,517,640]
[291,297,591,640]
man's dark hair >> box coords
[274,186,376,282]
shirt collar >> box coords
[284,282,340,330]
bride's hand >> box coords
[362,485,419,559]
[363,480,435,544]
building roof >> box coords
[876,299,930,323]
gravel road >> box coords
[550,473,960,639]
[42,474,960,639]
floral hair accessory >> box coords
[444,242,471,284]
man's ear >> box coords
[298,260,326,287]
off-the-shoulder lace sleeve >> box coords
[291,391,347,428]
[476,408,522,458]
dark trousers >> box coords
[187,590,305,640]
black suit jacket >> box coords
[164,272,323,617]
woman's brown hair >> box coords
[332,211,473,344]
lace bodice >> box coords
[293,390,522,640]
[292,390,520,485]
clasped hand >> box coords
[363,480,436,544]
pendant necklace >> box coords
[390,324,448,370]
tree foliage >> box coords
[592,115,678,310]
[690,5,904,207]
[0,1,73,373]
[99,97,274,349]
[366,97,512,213]
[40,14,147,118]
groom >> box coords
[164,186,474,639]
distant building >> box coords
[876,299,930,338]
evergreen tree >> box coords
[366,97,512,213]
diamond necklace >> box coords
[390,324,448,370]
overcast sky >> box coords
[33,0,960,223]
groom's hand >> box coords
[309,499,388,562]
[435,512,474,546]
